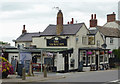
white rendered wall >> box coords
[8,53,19,64]
[106,37,119,51]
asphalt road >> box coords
[1,69,119,84]
[43,69,119,82]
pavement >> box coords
[1,72,66,82]
[0,69,119,83]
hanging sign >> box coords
[47,37,67,46]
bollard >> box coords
[22,68,26,80]
[44,65,47,77]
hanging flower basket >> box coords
[100,51,104,55]
[87,52,92,55]
[108,51,112,54]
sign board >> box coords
[47,37,67,46]
[11,59,17,72]
[25,60,31,73]
[20,52,32,64]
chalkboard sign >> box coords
[11,59,17,72]
[25,60,31,73]
[44,58,53,65]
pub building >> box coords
[31,10,110,72]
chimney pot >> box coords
[94,14,96,19]
[23,25,25,30]
[90,14,97,27]
[67,22,69,24]
[91,14,93,19]
[22,25,27,34]
[70,18,74,24]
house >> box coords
[103,12,120,50]
[14,25,41,48]
[32,10,90,72]
[31,10,110,72]
[11,10,112,72]
[89,13,120,51]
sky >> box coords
[0,0,120,46]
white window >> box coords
[80,51,86,64]
[92,55,95,63]
[110,38,113,44]
[100,55,104,62]
[97,40,100,47]
[104,54,108,62]
[88,35,95,45]
[82,36,87,45]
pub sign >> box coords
[47,37,67,46]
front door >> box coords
[96,54,98,70]
[64,53,69,72]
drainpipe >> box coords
[41,50,43,72]
[105,36,107,49]
[86,50,88,67]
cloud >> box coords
[0,0,119,46]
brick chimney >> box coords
[22,25,27,34]
[56,10,63,35]
[107,12,116,22]
[90,14,97,27]
[70,18,74,24]
[67,22,69,24]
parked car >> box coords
[32,63,44,72]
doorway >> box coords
[64,53,69,72]
[96,54,98,70]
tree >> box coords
[112,48,120,62]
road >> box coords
[43,69,119,82]
[1,69,119,84]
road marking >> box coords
[110,79,119,82]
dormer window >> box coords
[82,36,87,45]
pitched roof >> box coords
[41,23,84,36]
[16,32,41,42]
[89,29,98,35]
[97,26,120,38]
[115,21,120,25]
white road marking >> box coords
[110,79,119,82]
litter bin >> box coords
[78,61,83,72]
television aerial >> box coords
[52,6,60,11]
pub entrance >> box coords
[64,53,69,72]
[96,54,99,70]
[59,48,73,73]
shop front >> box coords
[78,47,110,71]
